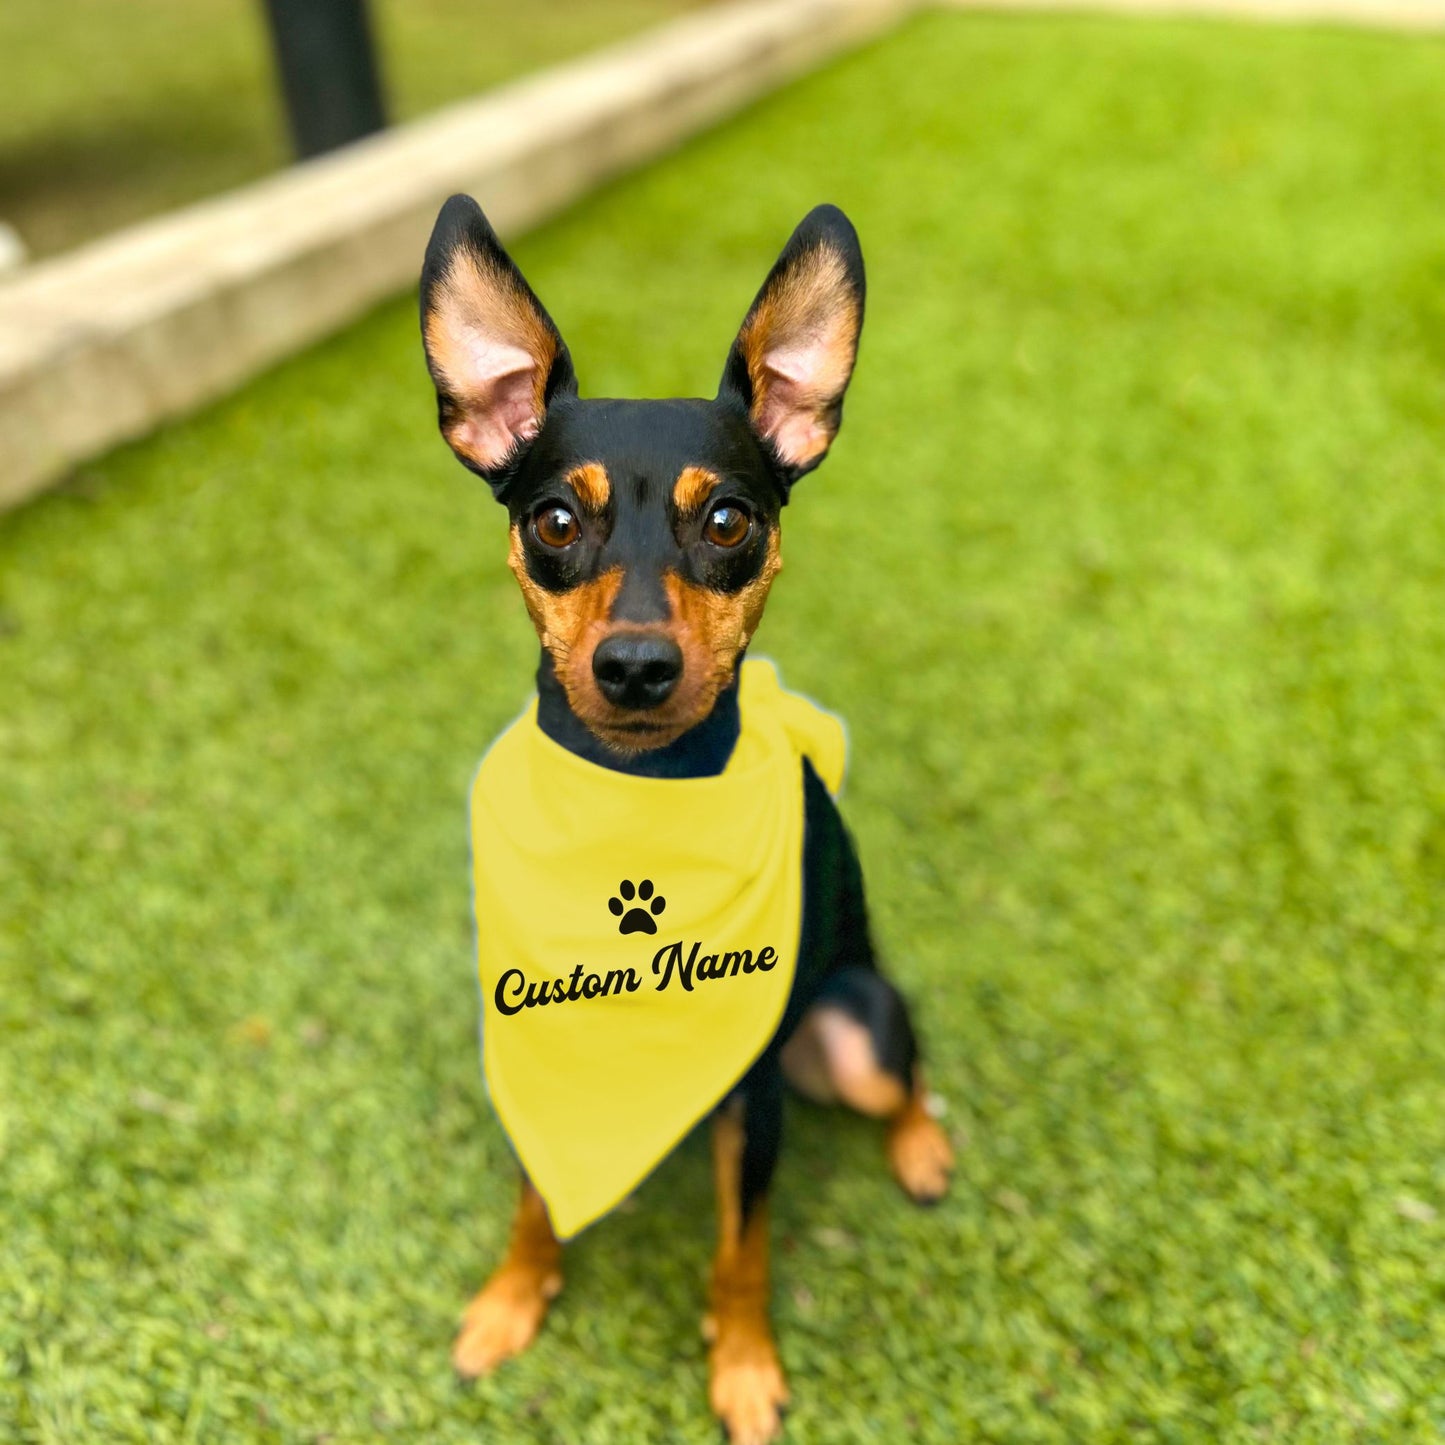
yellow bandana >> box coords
[470,658,845,1238]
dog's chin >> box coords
[590,718,693,755]
[562,682,725,756]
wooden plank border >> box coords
[0,0,912,512]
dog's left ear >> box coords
[718,204,865,489]
[420,194,577,493]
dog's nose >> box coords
[592,634,682,709]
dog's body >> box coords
[421,196,952,1444]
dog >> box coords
[420,193,954,1445]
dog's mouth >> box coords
[579,700,717,754]
[517,550,778,756]
[558,639,731,753]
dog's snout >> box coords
[592,634,683,710]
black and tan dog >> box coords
[420,194,953,1445]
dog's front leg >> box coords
[705,1062,788,1445]
[452,1174,562,1377]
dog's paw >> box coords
[452,1264,562,1377]
[888,1106,954,1205]
[708,1318,789,1445]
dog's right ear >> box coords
[420,195,576,492]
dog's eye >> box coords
[532,505,580,549]
[703,504,751,549]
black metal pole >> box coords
[261,0,387,160]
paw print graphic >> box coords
[608,879,666,936]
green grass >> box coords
[0,0,706,258]
[5,10,1445,1442]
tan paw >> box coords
[709,1323,789,1445]
[451,1264,561,1377]
[888,1109,955,1204]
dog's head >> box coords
[420,196,865,752]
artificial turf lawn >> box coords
[0,0,707,258]
[5,9,1445,1441]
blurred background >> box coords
[4,3,1445,1442]
[0,0,707,260]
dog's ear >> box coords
[420,194,577,492]
[718,204,865,489]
